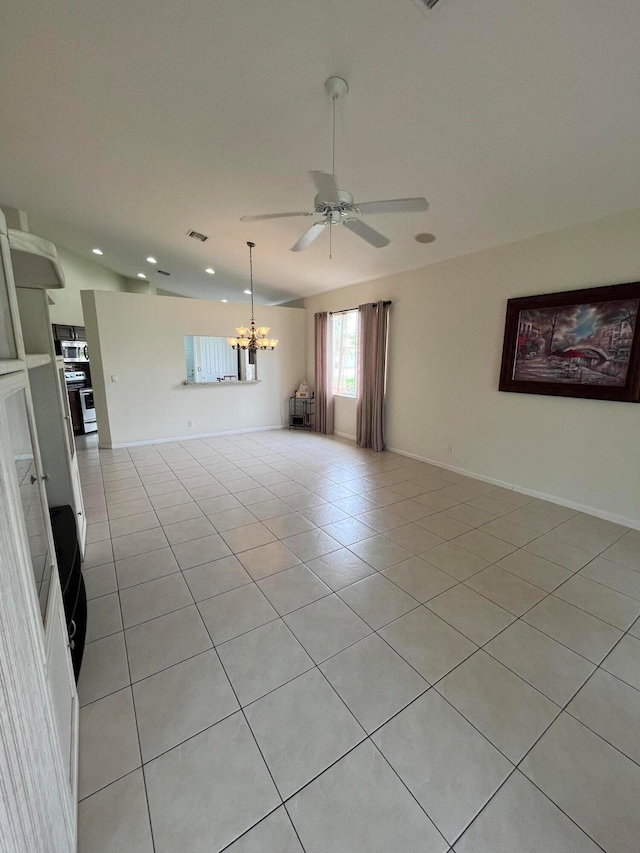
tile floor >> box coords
[75,430,640,853]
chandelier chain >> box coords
[248,241,255,322]
[227,241,278,353]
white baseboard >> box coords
[107,424,285,449]
[387,444,640,532]
[334,430,357,442]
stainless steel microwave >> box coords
[61,340,89,362]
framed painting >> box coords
[499,281,640,402]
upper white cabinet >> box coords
[8,227,65,290]
[10,232,87,555]
[0,212,65,373]
[0,210,26,372]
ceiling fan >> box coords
[240,77,429,253]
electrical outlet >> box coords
[187,420,193,428]
[447,444,453,454]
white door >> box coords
[192,335,239,381]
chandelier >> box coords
[227,242,278,352]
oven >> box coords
[78,388,97,433]
[64,370,87,434]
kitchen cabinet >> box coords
[52,323,86,342]
[68,386,83,433]
[5,382,79,790]
[50,504,87,680]
[55,361,87,546]
[0,211,26,374]
[0,370,77,851]
[52,323,74,342]
[15,276,87,556]
[45,576,80,795]
[7,378,57,616]
[0,217,78,849]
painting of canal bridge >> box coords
[499,282,640,402]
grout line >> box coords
[366,732,458,849]
[76,432,639,849]
[200,620,294,842]
[93,449,157,852]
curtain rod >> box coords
[330,301,391,315]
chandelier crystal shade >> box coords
[227,242,278,351]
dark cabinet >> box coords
[49,505,87,681]
[67,389,83,434]
[52,324,86,342]
[52,323,74,342]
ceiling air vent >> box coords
[157,269,171,275]
[410,0,448,15]
[186,229,209,242]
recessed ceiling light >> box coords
[137,273,147,279]
[221,299,228,303]
[92,248,103,255]
[415,232,436,244]
[243,290,252,295]
[205,268,215,275]
[146,256,157,264]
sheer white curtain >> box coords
[332,311,358,397]
[314,312,334,434]
[357,301,390,451]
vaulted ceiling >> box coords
[1,0,638,304]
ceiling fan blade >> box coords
[342,218,390,248]
[240,211,312,222]
[308,171,340,203]
[356,197,429,215]
[291,220,327,252]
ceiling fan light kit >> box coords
[240,77,429,254]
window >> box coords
[332,310,358,397]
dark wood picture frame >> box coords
[499,281,640,402]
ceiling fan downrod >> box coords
[325,78,348,258]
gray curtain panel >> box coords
[356,301,390,451]
[314,311,334,434]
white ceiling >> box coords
[0,0,638,305]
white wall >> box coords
[81,290,306,446]
[303,208,640,528]
[49,247,127,325]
